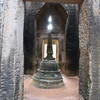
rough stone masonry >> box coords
[0,0,24,100]
[79,0,100,100]
[0,0,100,100]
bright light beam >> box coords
[47,23,53,31]
[48,16,52,23]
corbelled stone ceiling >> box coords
[25,0,84,5]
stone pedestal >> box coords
[33,34,64,88]
[33,60,64,88]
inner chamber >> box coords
[24,3,79,76]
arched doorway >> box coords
[24,2,80,100]
[2,0,100,100]
[24,2,80,76]
[34,3,68,74]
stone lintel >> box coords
[25,0,83,5]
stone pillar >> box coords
[0,0,4,67]
[0,0,24,100]
[79,0,100,100]
[87,0,100,100]
[79,1,90,100]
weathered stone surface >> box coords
[79,0,100,100]
[0,0,4,73]
[0,0,24,100]
[0,0,100,100]
[79,1,90,100]
[87,0,100,100]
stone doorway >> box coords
[0,0,81,100]
[24,1,80,100]
[0,0,100,100]
[24,2,79,75]
[42,39,59,62]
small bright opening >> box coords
[44,44,56,59]
[48,16,52,23]
[52,44,56,58]
[44,44,47,58]
[47,24,53,31]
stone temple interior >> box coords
[24,2,80,100]
[24,2,79,100]
[24,2,79,76]
[0,0,100,100]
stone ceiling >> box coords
[25,0,84,5]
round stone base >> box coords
[33,71,64,89]
[33,60,64,89]
[33,78,64,89]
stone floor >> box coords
[24,75,79,100]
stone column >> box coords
[0,0,24,100]
[79,0,100,100]
[87,0,100,100]
[79,1,90,100]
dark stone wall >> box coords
[0,1,3,72]
[64,4,79,75]
[24,9,35,74]
[24,2,44,74]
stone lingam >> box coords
[33,34,64,89]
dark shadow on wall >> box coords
[66,7,80,75]
[24,12,35,74]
